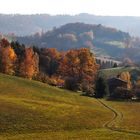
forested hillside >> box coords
[17,23,130,59]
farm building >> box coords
[108,77,128,95]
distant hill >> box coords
[1,13,140,36]
[17,22,130,59]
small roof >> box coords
[108,77,127,83]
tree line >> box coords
[0,38,99,94]
[1,38,140,100]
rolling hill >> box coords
[16,22,130,59]
[1,13,140,37]
[0,73,140,139]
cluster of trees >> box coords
[59,48,99,92]
[96,59,118,69]
[0,39,39,79]
[1,38,139,101]
[0,38,99,93]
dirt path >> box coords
[97,99,140,135]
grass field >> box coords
[0,73,140,139]
[104,100,140,132]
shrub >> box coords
[80,80,95,96]
[34,72,49,83]
[48,76,64,87]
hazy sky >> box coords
[0,0,140,16]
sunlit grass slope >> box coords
[0,73,140,139]
[104,100,140,132]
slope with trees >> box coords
[0,38,99,94]
[17,23,130,59]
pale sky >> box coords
[0,0,140,16]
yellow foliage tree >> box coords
[0,46,17,75]
[118,71,132,89]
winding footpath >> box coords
[97,99,140,135]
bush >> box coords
[80,81,94,96]
[34,73,64,87]
[48,76,64,87]
[34,72,49,83]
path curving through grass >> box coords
[97,99,140,135]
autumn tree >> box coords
[11,41,25,75]
[19,47,39,79]
[77,48,98,84]
[117,71,132,89]
[59,48,99,91]
[59,49,79,78]
[0,45,17,75]
[39,48,61,77]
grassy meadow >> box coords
[104,100,140,132]
[0,73,140,139]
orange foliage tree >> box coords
[0,45,17,75]
[59,48,99,90]
[19,47,39,79]
[77,48,98,83]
